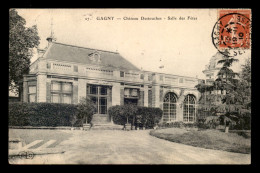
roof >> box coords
[43,42,140,71]
[211,52,225,61]
[208,52,225,70]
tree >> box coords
[77,97,95,126]
[120,104,138,125]
[9,9,40,97]
[196,54,251,131]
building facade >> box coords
[23,39,200,124]
[202,52,224,85]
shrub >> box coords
[108,105,126,125]
[8,102,30,126]
[9,102,78,127]
[136,107,163,128]
[76,97,95,126]
[108,105,163,129]
[108,104,137,125]
[158,121,198,129]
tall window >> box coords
[183,94,196,122]
[87,84,108,114]
[28,86,36,102]
[163,92,177,122]
[51,81,72,104]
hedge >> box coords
[108,105,163,129]
[8,102,93,127]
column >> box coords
[78,78,87,102]
[176,102,184,121]
[152,85,160,107]
[112,82,121,106]
[138,90,144,106]
[73,81,78,104]
[120,88,124,106]
[144,85,148,107]
[37,74,47,102]
[176,92,185,122]
[23,76,28,102]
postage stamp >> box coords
[212,9,251,57]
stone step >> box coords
[91,115,110,124]
[91,123,123,130]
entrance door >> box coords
[87,84,110,123]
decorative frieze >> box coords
[53,63,72,71]
[86,67,113,76]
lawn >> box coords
[150,128,251,154]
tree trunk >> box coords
[225,126,229,133]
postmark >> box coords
[212,10,251,57]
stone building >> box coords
[202,52,224,85]
[23,38,200,124]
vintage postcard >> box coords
[9,8,251,164]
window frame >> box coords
[183,94,196,123]
[163,92,177,122]
[50,81,73,104]
[87,84,109,114]
[120,71,125,77]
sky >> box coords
[15,9,251,79]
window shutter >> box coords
[46,82,51,102]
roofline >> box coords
[44,41,140,71]
[38,41,200,80]
[116,55,140,71]
[51,41,120,55]
[42,58,140,72]
[142,70,201,80]
[30,57,40,67]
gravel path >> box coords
[9,129,251,164]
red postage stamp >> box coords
[212,9,251,57]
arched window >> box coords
[163,92,177,122]
[183,94,196,122]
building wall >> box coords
[24,57,201,123]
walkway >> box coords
[9,130,250,164]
